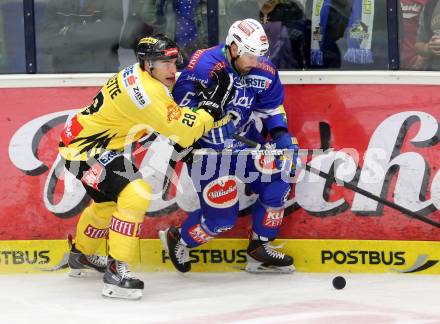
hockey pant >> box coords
[181,151,291,248]
[65,152,151,264]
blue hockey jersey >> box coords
[173,44,288,148]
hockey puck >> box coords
[332,276,346,290]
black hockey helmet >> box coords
[136,34,183,69]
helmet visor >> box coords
[156,48,183,65]
[150,58,180,69]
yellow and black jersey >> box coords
[59,63,213,161]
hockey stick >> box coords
[233,134,329,156]
[195,121,333,156]
[232,131,440,228]
[35,234,72,272]
[319,121,331,151]
[191,133,331,157]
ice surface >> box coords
[0,272,439,324]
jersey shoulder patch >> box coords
[255,59,277,76]
[185,46,225,85]
[187,49,208,71]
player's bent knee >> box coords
[75,203,113,255]
[90,201,117,220]
[204,217,235,235]
[259,181,291,208]
[109,180,151,263]
[117,179,151,217]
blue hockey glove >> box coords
[199,114,236,149]
[270,132,300,176]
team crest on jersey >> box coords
[166,104,182,122]
[203,176,239,208]
[229,89,254,108]
[122,64,151,109]
[244,75,272,89]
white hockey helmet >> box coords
[225,19,269,57]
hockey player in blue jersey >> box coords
[160,19,300,273]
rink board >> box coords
[4,85,440,243]
[0,239,439,274]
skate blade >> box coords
[102,283,142,300]
[69,268,102,278]
[158,230,169,252]
[245,260,296,274]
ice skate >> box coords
[67,236,107,277]
[246,239,295,273]
[159,227,191,273]
[102,257,144,300]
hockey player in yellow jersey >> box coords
[59,34,234,300]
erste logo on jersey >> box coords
[122,65,137,86]
[122,64,151,109]
[203,176,239,208]
[244,75,272,90]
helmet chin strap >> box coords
[227,45,242,75]
[147,59,155,71]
